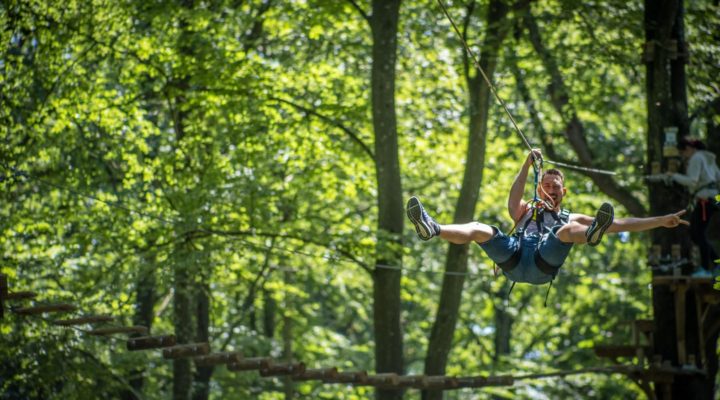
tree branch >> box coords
[508,49,580,167]
[461,1,476,80]
[345,0,370,23]
[268,96,375,161]
[689,95,720,124]
[521,8,647,216]
[219,237,276,351]
[187,228,372,273]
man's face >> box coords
[538,174,566,208]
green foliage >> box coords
[1,0,718,399]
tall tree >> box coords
[423,1,514,399]
[645,0,719,398]
[369,1,405,399]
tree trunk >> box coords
[192,282,211,400]
[492,290,512,362]
[423,1,511,399]
[645,0,718,398]
[173,2,195,397]
[370,1,404,399]
[121,259,158,400]
[282,277,294,400]
[173,242,195,400]
[263,288,276,338]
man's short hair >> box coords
[678,137,706,150]
[542,168,564,184]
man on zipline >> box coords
[407,149,689,285]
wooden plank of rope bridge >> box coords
[651,275,713,287]
[127,335,177,351]
[194,351,243,367]
[52,315,114,326]
[14,303,76,315]
[395,375,429,388]
[259,362,306,377]
[641,365,675,384]
[455,375,514,388]
[227,357,272,371]
[424,376,459,390]
[5,291,37,301]
[162,342,210,359]
[594,344,652,360]
[357,373,399,387]
[323,371,369,384]
[89,326,149,336]
[292,367,339,381]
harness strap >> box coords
[497,208,570,274]
[533,250,561,277]
[497,239,522,272]
[507,281,517,298]
[700,198,709,222]
[543,280,553,308]
[691,181,719,199]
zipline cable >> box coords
[5,165,652,280]
[435,0,616,176]
[435,0,532,152]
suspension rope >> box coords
[3,165,647,282]
[435,0,616,177]
[435,0,533,152]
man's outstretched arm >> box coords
[508,149,541,222]
[607,209,689,233]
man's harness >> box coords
[496,206,571,278]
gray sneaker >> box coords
[406,196,441,241]
[585,202,614,247]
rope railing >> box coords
[0,272,711,393]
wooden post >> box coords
[194,352,243,367]
[162,342,210,359]
[649,245,662,265]
[14,304,76,315]
[693,289,707,369]
[674,283,688,365]
[670,244,682,260]
[127,335,177,351]
[89,326,148,336]
[227,357,272,372]
[53,316,114,326]
[651,161,662,175]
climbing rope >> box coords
[435,0,616,177]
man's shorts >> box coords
[478,226,573,284]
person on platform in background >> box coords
[670,137,720,276]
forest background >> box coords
[1,0,719,399]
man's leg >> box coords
[407,196,494,244]
[439,222,495,245]
[556,202,615,245]
[555,221,592,244]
